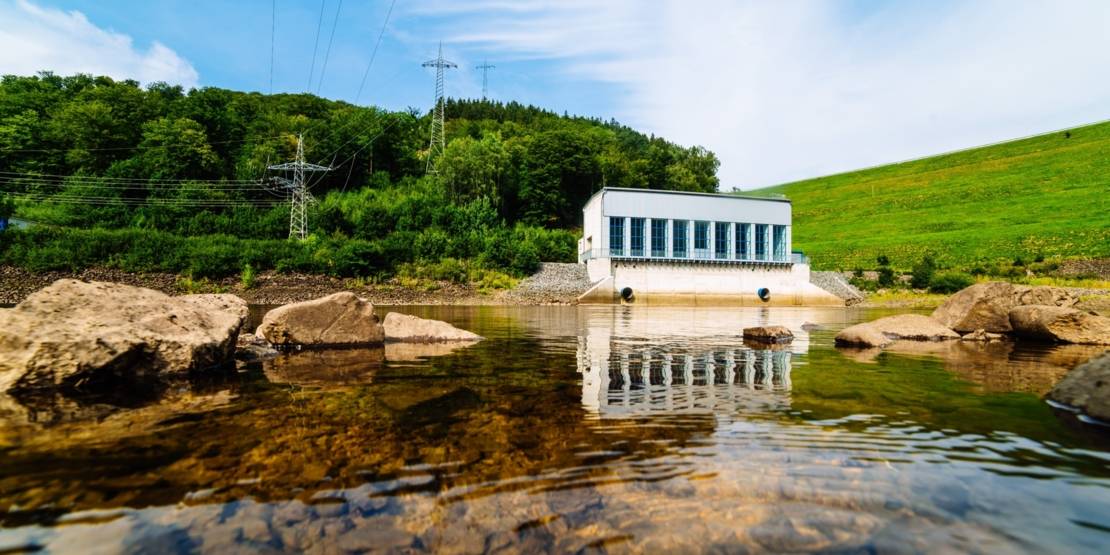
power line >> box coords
[354,0,397,106]
[315,0,343,94]
[422,42,456,174]
[3,192,285,208]
[0,134,287,153]
[0,170,259,184]
[306,0,328,92]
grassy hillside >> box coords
[748,121,1110,272]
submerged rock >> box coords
[931,282,1079,333]
[1009,305,1110,345]
[383,312,483,343]
[742,326,794,344]
[256,292,383,346]
[235,333,279,363]
[0,280,247,393]
[835,314,959,348]
[959,329,1008,342]
[263,348,384,385]
[1048,351,1110,421]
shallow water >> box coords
[1,305,1109,553]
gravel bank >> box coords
[504,263,592,305]
[810,271,864,305]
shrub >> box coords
[240,263,256,289]
[876,254,891,267]
[876,266,896,288]
[928,272,975,294]
[852,267,864,278]
[910,254,937,289]
[849,276,878,292]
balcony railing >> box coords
[579,248,800,266]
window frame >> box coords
[609,217,625,257]
[650,218,668,258]
[630,217,646,257]
[714,222,730,259]
[672,220,688,258]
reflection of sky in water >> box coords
[1,305,1109,553]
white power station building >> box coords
[577,188,841,305]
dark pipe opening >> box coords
[757,287,771,302]
[620,287,634,301]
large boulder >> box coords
[835,314,959,348]
[256,292,383,346]
[383,312,483,343]
[931,282,1078,333]
[0,280,248,393]
[742,326,794,344]
[1009,305,1110,345]
[1047,351,1110,421]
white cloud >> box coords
[431,0,1110,188]
[0,0,198,88]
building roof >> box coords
[584,187,791,206]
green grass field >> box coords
[746,121,1110,272]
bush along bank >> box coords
[0,221,574,282]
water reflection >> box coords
[576,305,823,416]
[1,305,1109,554]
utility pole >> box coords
[268,134,331,240]
[422,42,457,174]
[476,59,495,99]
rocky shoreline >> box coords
[0,265,585,306]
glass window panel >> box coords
[755,224,768,261]
[773,225,787,261]
[609,217,624,256]
[715,222,730,259]
[651,219,668,257]
[672,220,688,258]
[694,221,709,258]
[630,217,645,257]
[735,223,750,260]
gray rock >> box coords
[1009,305,1110,345]
[1048,351,1110,421]
[931,282,1079,333]
[256,292,383,346]
[742,326,794,344]
[835,314,959,348]
[383,312,483,343]
[0,280,247,393]
[959,329,1008,342]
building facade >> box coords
[577,188,841,305]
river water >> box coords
[1,305,1109,553]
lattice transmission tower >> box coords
[422,42,457,174]
[268,134,331,240]
[476,59,495,99]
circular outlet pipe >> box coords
[620,287,634,301]
[757,287,771,302]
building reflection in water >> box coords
[575,305,824,417]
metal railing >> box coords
[579,248,800,265]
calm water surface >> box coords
[1,305,1109,553]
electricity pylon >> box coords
[476,59,495,99]
[268,134,331,240]
[422,42,457,174]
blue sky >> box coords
[3,0,1110,188]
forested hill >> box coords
[0,73,720,281]
[0,73,718,228]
